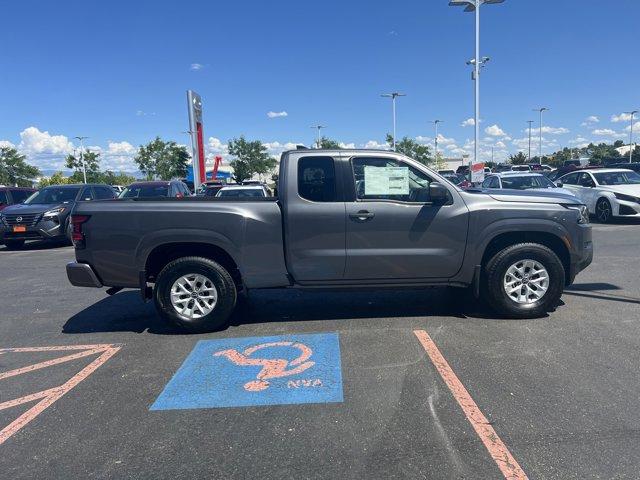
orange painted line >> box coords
[0,348,104,380]
[413,330,528,480]
[0,344,121,446]
[0,344,113,353]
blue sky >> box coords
[1,0,639,172]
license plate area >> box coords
[13,225,26,233]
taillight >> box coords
[71,215,90,246]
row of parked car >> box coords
[0,179,273,249]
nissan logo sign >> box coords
[16,216,22,222]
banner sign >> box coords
[187,90,206,191]
[471,162,485,184]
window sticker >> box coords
[364,166,409,195]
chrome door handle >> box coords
[349,210,375,221]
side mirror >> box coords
[555,181,563,188]
[429,182,450,204]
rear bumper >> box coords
[66,262,103,288]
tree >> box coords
[508,152,528,165]
[319,137,341,149]
[65,150,102,183]
[585,142,621,165]
[0,147,40,187]
[386,134,433,166]
[227,136,277,183]
[134,137,189,180]
[38,172,69,187]
[101,170,137,186]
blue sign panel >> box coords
[151,333,343,410]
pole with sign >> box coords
[187,90,206,192]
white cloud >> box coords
[339,142,356,149]
[530,126,570,135]
[207,137,228,155]
[107,141,136,155]
[362,140,389,150]
[624,121,640,133]
[485,124,507,137]
[0,140,15,149]
[18,126,74,156]
[494,141,507,149]
[190,63,204,71]
[461,118,475,127]
[262,141,301,158]
[592,128,626,138]
[136,110,156,117]
[581,116,600,127]
[611,113,633,123]
[266,111,288,118]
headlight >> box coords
[564,204,589,224]
[614,192,640,203]
[43,207,66,218]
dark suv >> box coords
[0,187,36,211]
[0,183,116,249]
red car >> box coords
[0,187,36,210]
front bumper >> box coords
[567,224,593,285]
[0,218,67,242]
[614,199,640,217]
[66,262,103,288]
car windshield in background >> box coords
[501,175,556,190]
[594,171,640,186]
[121,186,169,198]
[218,189,265,198]
[442,174,463,184]
[24,187,80,204]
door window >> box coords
[9,190,31,203]
[81,187,95,201]
[95,186,115,199]
[298,156,337,202]
[561,172,579,185]
[351,157,432,202]
[577,173,595,187]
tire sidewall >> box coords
[154,258,236,332]
[596,198,612,223]
[486,244,564,318]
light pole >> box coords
[430,120,443,158]
[450,0,504,165]
[533,107,548,163]
[625,111,638,163]
[310,125,326,149]
[381,92,406,151]
[74,136,89,184]
[526,120,534,161]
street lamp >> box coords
[74,136,89,184]
[625,111,638,163]
[450,0,505,165]
[309,125,326,149]
[429,120,443,158]
[381,92,406,151]
[533,107,548,163]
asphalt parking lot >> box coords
[1,221,640,480]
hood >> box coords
[529,187,577,197]
[483,189,581,205]
[1,202,69,215]
[598,184,640,196]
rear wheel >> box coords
[153,256,237,332]
[4,239,25,250]
[484,243,565,318]
[596,197,613,223]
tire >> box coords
[595,197,613,223]
[4,239,25,250]
[484,243,565,319]
[153,256,237,332]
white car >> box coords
[482,172,577,197]
[215,185,269,198]
[557,168,640,223]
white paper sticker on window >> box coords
[364,166,409,195]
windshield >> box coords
[24,187,80,204]
[121,185,169,198]
[217,189,265,198]
[500,175,556,190]
[593,171,640,186]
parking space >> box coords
[1,222,640,479]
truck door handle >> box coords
[349,210,375,221]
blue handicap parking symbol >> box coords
[150,333,343,410]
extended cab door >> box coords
[342,154,469,280]
[282,154,346,281]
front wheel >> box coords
[153,256,237,332]
[596,197,613,223]
[484,243,565,318]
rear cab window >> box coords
[298,156,337,202]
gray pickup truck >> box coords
[67,149,593,331]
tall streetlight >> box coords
[74,136,89,184]
[310,125,326,149]
[625,111,638,163]
[526,120,534,161]
[450,0,504,165]
[430,120,443,158]
[533,107,548,163]
[381,92,406,151]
